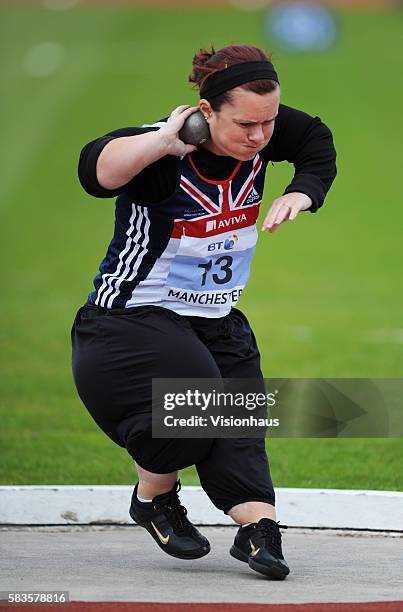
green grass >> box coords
[1,6,402,488]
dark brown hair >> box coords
[189,44,278,110]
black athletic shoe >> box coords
[129,480,210,560]
[230,518,290,580]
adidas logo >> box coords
[246,187,260,205]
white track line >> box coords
[1,486,402,530]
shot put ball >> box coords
[179,111,210,146]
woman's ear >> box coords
[199,99,212,121]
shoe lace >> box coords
[157,480,194,536]
[257,521,287,558]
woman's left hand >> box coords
[261,192,313,233]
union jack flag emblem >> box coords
[172,154,263,239]
[180,154,263,216]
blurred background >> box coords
[1,0,402,490]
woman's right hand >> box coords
[95,105,199,191]
[159,105,199,156]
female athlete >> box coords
[72,44,337,580]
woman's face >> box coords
[200,86,280,161]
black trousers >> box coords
[71,303,275,513]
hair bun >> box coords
[189,44,272,91]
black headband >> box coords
[199,61,279,100]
